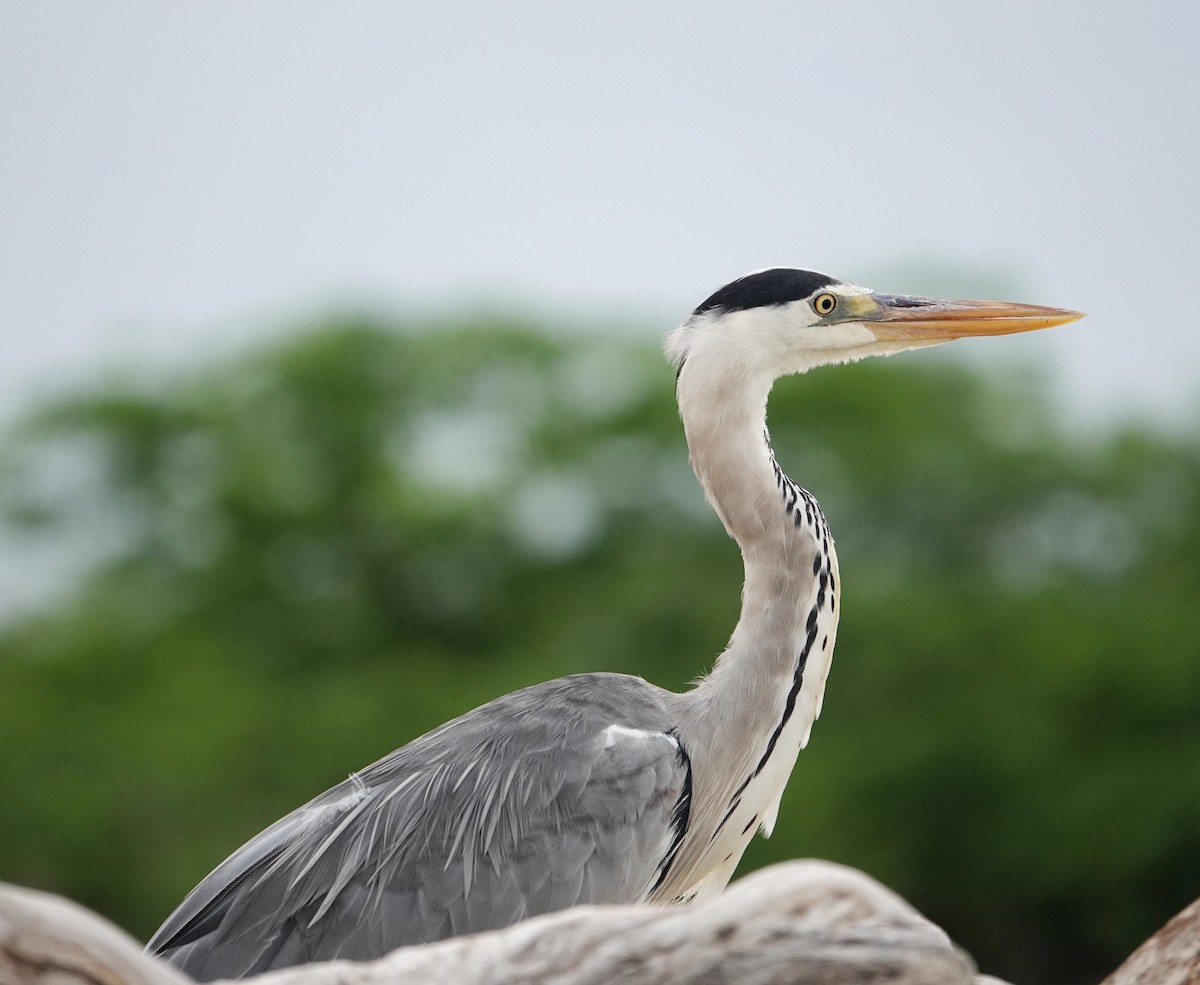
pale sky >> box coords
[2,1,1199,425]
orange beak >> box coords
[857,294,1085,342]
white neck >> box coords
[674,354,827,682]
[663,348,841,899]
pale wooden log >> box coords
[0,883,186,985]
[1101,896,1200,985]
[2,862,984,985]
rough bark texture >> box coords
[0,883,188,985]
[49,858,1200,985]
[1101,896,1200,985]
[6,860,1195,985]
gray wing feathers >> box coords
[150,674,690,980]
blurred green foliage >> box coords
[0,317,1198,985]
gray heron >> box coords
[149,269,1082,979]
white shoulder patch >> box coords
[602,723,679,750]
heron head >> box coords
[665,267,1084,382]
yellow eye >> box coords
[813,293,837,316]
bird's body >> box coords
[150,269,1080,980]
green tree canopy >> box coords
[1,318,1197,985]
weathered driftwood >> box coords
[0,882,189,985]
[2,861,978,985]
[1101,895,1200,985]
[6,858,1197,985]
